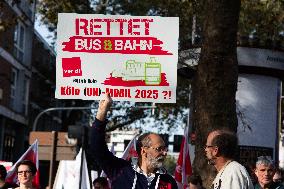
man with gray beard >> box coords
[90,93,177,189]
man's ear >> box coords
[141,147,147,157]
[213,146,219,156]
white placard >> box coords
[55,13,179,103]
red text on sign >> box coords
[75,18,153,36]
[135,89,158,99]
[61,86,80,95]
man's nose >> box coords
[264,170,270,176]
[162,151,167,156]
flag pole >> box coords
[79,127,91,189]
[48,131,57,189]
[79,127,85,189]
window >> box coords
[13,23,25,62]
[3,134,15,161]
[21,77,29,115]
[20,0,34,19]
[10,68,18,109]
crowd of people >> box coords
[89,94,284,189]
[0,94,283,189]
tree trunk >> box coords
[192,0,241,188]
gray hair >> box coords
[256,156,275,168]
[136,132,155,157]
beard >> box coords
[207,158,215,165]
[206,155,216,165]
[147,155,165,169]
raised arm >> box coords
[90,94,128,179]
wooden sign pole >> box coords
[48,131,58,189]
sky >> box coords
[34,17,54,46]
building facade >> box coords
[0,0,35,162]
[0,0,63,164]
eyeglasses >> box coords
[17,170,32,175]
[147,146,168,153]
[204,145,215,149]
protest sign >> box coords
[55,13,179,103]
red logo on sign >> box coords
[62,57,82,77]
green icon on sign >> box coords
[111,57,162,85]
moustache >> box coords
[157,157,165,161]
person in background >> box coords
[205,129,253,189]
[93,177,109,189]
[188,174,205,189]
[273,168,283,184]
[90,93,178,189]
[244,164,258,185]
[0,165,8,189]
[254,156,284,189]
[15,160,37,189]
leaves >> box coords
[37,0,94,33]
[239,0,284,47]
[0,2,18,32]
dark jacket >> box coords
[90,118,178,189]
[0,183,13,189]
[254,182,284,189]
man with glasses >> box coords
[90,93,177,189]
[204,129,253,189]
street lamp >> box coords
[32,105,157,131]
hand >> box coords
[96,93,112,121]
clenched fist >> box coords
[96,93,113,121]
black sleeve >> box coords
[170,175,178,189]
[90,118,129,180]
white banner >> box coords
[53,148,90,189]
[55,13,179,103]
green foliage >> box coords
[35,0,284,50]
[239,0,284,47]
[163,155,177,175]
[37,0,94,32]
[0,2,19,32]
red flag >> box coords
[5,140,40,189]
[121,135,138,161]
[174,127,192,189]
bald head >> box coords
[207,129,238,159]
[207,130,222,145]
[137,133,165,157]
